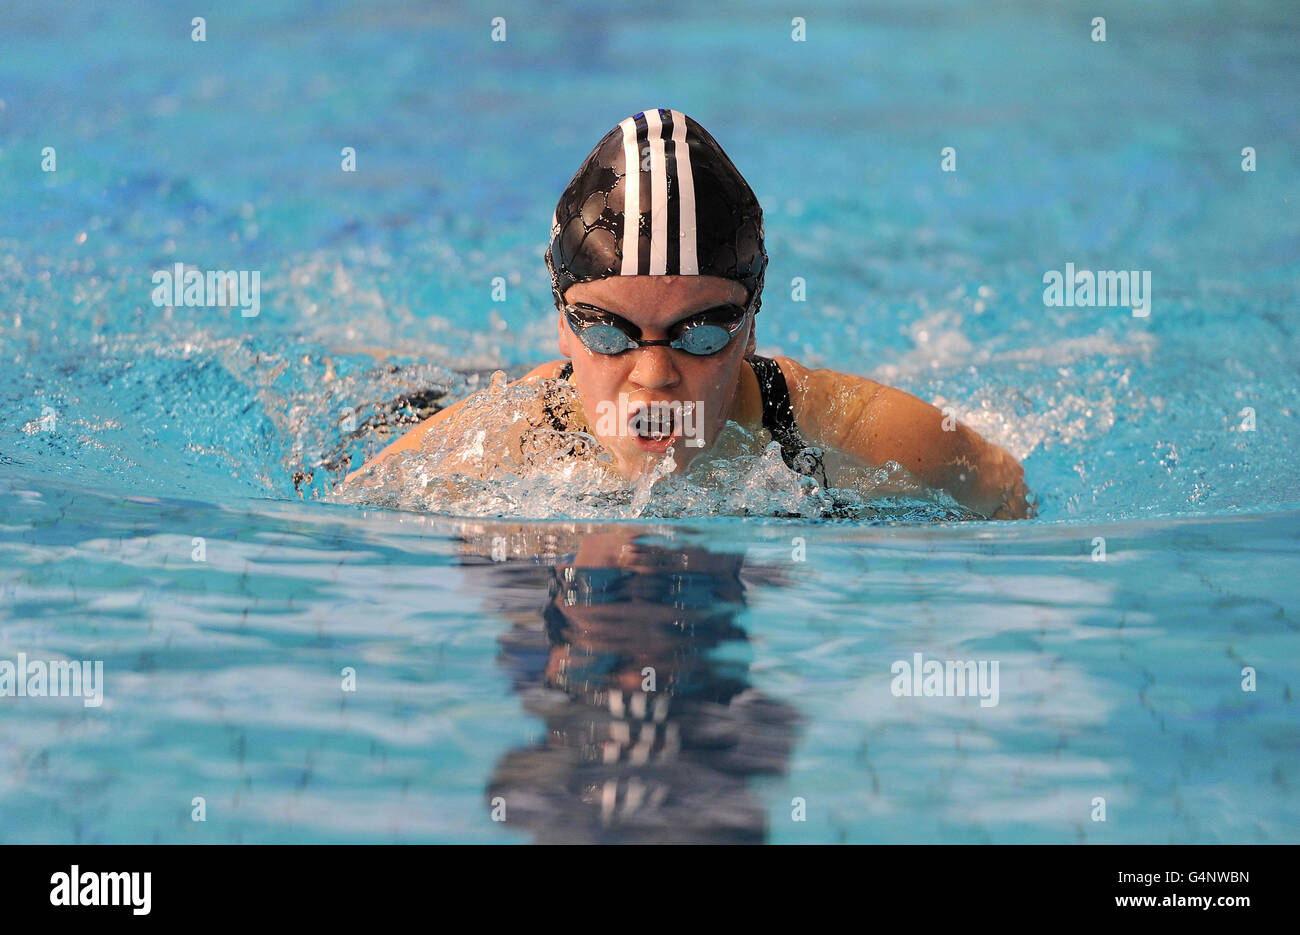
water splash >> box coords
[330,373,977,522]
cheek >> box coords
[571,357,628,412]
[678,355,745,424]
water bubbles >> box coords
[332,378,972,522]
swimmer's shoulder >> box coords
[772,356,975,462]
[521,360,569,381]
[343,360,570,486]
[774,356,1032,517]
[770,356,889,444]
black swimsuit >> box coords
[554,356,828,485]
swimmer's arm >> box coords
[780,357,1034,520]
[340,360,568,486]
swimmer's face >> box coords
[557,275,757,477]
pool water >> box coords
[1,0,1297,843]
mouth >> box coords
[628,403,682,452]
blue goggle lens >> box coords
[579,323,633,354]
[674,324,732,355]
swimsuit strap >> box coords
[748,355,798,450]
[748,355,828,485]
[558,361,573,380]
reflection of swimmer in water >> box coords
[482,528,799,844]
[345,108,1034,519]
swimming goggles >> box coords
[563,301,752,357]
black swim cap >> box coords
[545,108,767,313]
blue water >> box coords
[1,0,1297,842]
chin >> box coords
[608,440,706,478]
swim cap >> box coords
[545,108,767,313]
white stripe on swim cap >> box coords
[670,109,698,275]
[645,109,669,275]
[618,116,640,276]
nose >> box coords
[628,345,681,391]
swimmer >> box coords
[344,108,1034,520]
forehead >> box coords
[565,275,746,323]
